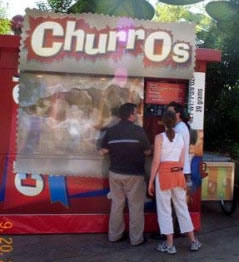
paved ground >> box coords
[2,201,239,262]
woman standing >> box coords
[148,110,201,254]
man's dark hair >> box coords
[168,101,190,130]
[119,103,137,120]
[168,101,186,121]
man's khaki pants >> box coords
[108,171,146,246]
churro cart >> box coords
[0,10,221,234]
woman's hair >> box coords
[162,110,176,142]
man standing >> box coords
[100,103,151,246]
[168,101,191,186]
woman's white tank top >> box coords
[160,132,184,162]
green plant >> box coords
[0,0,10,34]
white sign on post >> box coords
[188,72,205,130]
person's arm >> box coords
[144,148,151,156]
[140,129,151,156]
[98,148,109,155]
[148,134,162,197]
[179,146,185,166]
[178,133,185,166]
[98,129,109,155]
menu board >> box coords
[145,82,185,105]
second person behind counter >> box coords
[168,101,192,186]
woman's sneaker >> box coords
[191,240,202,251]
[156,241,177,254]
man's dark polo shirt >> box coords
[102,120,150,176]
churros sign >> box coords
[20,10,196,79]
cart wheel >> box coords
[220,198,237,216]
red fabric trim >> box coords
[0,212,200,234]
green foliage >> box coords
[206,1,239,37]
[67,0,96,13]
[36,0,76,13]
[0,19,10,34]
[204,86,239,157]
[36,0,155,19]
[0,0,10,34]
[154,3,191,22]
[154,3,213,34]
[206,1,238,21]
[69,0,155,20]
[159,0,205,5]
[231,143,239,159]
[201,1,239,157]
